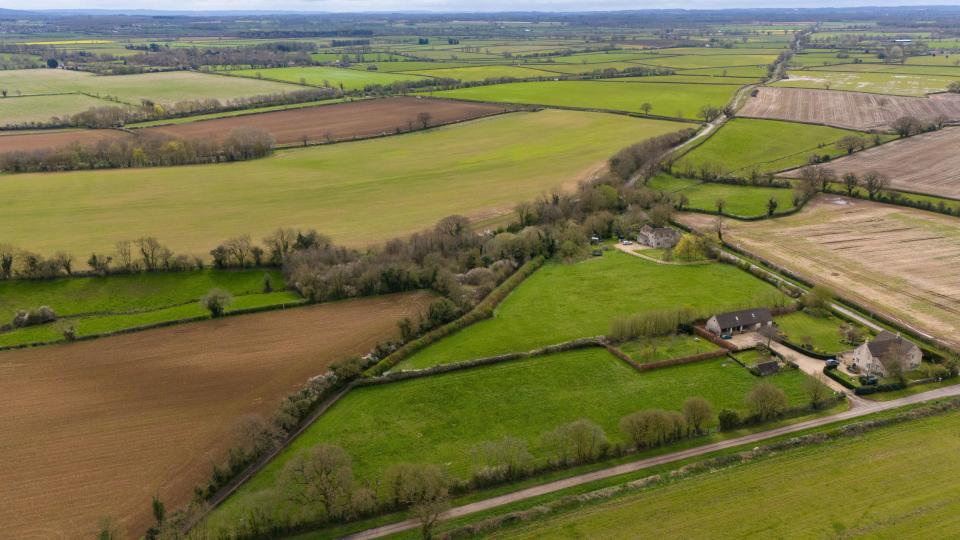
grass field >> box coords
[0,292,433,538]
[0,110,684,257]
[397,250,786,369]
[646,174,797,217]
[404,64,551,81]
[774,310,867,354]
[0,69,303,105]
[618,333,722,363]
[429,80,743,118]
[635,53,777,70]
[0,93,129,125]
[489,409,960,539]
[776,69,960,96]
[208,348,815,527]
[228,66,427,89]
[0,269,307,347]
[676,118,880,175]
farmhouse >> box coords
[846,331,921,377]
[638,224,681,248]
[706,308,773,336]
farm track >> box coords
[345,382,960,540]
[0,292,433,539]
[739,87,960,131]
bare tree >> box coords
[758,323,780,347]
[715,198,726,214]
[223,235,254,267]
[841,172,859,196]
[745,382,788,420]
[383,463,449,540]
[417,111,432,129]
[862,171,890,200]
[279,444,355,520]
[891,115,921,138]
[804,373,830,410]
[542,419,609,465]
[836,135,866,154]
[135,237,164,271]
[682,397,714,434]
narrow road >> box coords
[343,383,960,540]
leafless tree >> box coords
[279,444,355,520]
[862,170,890,200]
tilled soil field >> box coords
[141,96,511,145]
[0,291,432,539]
[739,87,960,131]
[0,128,130,153]
[679,197,960,348]
[782,127,960,199]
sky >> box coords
[6,0,960,12]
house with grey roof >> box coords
[706,308,773,336]
[846,331,921,377]
[638,224,681,249]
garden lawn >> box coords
[397,250,786,369]
[775,310,868,354]
[429,80,742,119]
[618,334,722,364]
[676,118,880,175]
[0,110,685,257]
[489,410,960,539]
[647,174,797,218]
[208,348,815,527]
[226,66,427,90]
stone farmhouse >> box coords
[706,308,774,336]
[638,225,681,248]
[846,331,921,377]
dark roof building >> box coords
[706,308,774,335]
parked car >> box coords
[720,334,733,340]
[859,374,879,386]
[825,359,839,369]
[621,240,633,246]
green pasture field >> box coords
[682,65,771,77]
[0,269,301,347]
[208,349,816,527]
[226,66,427,90]
[646,174,797,218]
[0,93,127,126]
[788,52,880,67]
[612,75,761,84]
[774,310,869,354]
[676,118,882,175]
[403,49,503,61]
[488,410,960,539]
[926,39,960,50]
[634,53,778,70]
[0,69,303,105]
[618,334,723,364]
[655,47,786,56]
[0,110,685,257]
[551,52,661,64]
[429,80,742,118]
[397,250,786,370]
[810,62,960,77]
[775,69,960,96]
[525,61,653,74]
[404,64,550,81]
[905,55,960,66]
[350,61,474,72]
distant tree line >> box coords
[0,127,274,173]
[128,42,318,70]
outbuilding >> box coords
[706,308,774,336]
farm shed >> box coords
[846,331,921,377]
[707,308,774,336]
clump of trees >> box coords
[11,306,57,328]
[0,128,275,173]
[201,289,233,317]
[608,129,697,181]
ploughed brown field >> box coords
[679,197,960,349]
[140,96,511,145]
[0,291,433,539]
[739,87,960,131]
[783,127,960,199]
[0,128,130,153]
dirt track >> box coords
[679,197,960,349]
[739,87,960,131]
[141,97,510,145]
[783,127,960,199]
[0,292,432,539]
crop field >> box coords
[679,196,960,349]
[0,110,684,257]
[646,174,797,217]
[738,87,960,131]
[0,93,129,126]
[0,291,433,538]
[811,62,960,76]
[633,53,778,69]
[489,410,960,539]
[774,310,868,354]
[208,349,815,528]
[0,69,304,105]
[228,66,427,89]
[429,80,744,118]
[784,127,960,199]
[397,250,786,370]
[0,269,306,347]
[140,97,510,145]
[0,127,130,152]
[676,118,876,175]
[776,69,960,96]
